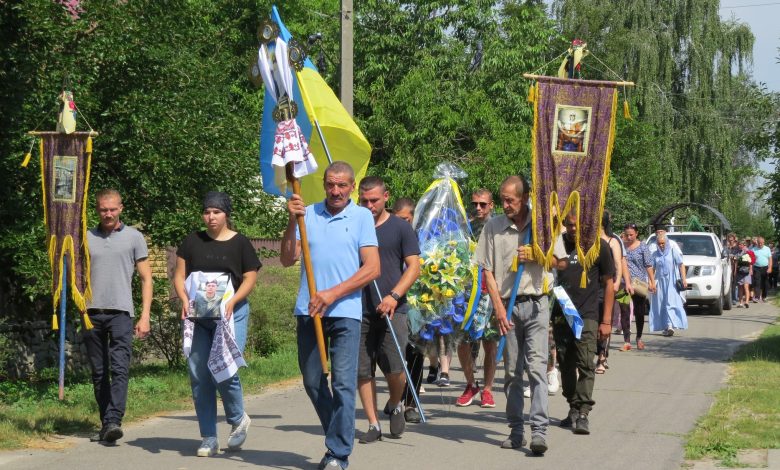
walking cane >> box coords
[287,164,329,375]
[372,281,426,423]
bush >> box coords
[132,277,183,369]
[247,266,299,357]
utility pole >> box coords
[340,0,353,116]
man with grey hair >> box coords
[281,161,380,470]
[476,175,567,455]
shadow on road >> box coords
[126,437,314,469]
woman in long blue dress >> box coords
[649,231,687,336]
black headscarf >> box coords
[202,191,232,216]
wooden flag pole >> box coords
[286,163,329,375]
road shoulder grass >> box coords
[685,312,780,466]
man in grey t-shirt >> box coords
[84,189,152,444]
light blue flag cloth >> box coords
[553,286,583,339]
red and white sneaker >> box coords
[455,383,480,407]
[480,389,496,408]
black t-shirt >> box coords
[363,215,420,312]
[557,237,614,320]
[177,231,262,289]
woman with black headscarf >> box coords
[173,191,261,457]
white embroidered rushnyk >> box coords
[182,271,246,383]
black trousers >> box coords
[82,310,133,426]
[753,266,768,300]
[402,344,424,407]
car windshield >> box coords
[666,235,717,257]
[647,234,718,257]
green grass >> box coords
[0,264,302,450]
[0,347,299,449]
[685,314,780,466]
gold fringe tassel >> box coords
[511,255,518,273]
[52,313,59,330]
[623,99,632,120]
[82,312,94,330]
[527,82,536,103]
[542,275,549,294]
[21,152,32,168]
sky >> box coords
[719,1,780,201]
[719,1,780,92]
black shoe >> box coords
[426,366,439,384]
[382,400,391,416]
[500,435,527,449]
[404,407,421,423]
[103,423,123,443]
[389,404,405,437]
[358,425,382,444]
[530,435,548,455]
[90,425,108,442]
[573,414,590,435]
[559,408,578,428]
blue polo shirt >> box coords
[294,200,378,319]
[753,245,771,267]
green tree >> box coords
[0,0,285,313]
[552,0,775,229]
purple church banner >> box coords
[530,77,618,276]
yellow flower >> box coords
[443,288,456,298]
[429,264,439,273]
[419,258,425,265]
[420,293,431,303]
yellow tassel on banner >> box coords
[542,276,549,294]
[21,152,32,168]
[86,136,92,153]
[511,254,518,273]
[623,99,632,120]
[580,270,588,289]
[82,312,94,330]
[527,83,536,103]
[52,314,59,330]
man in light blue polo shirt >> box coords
[752,236,772,302]
[281,161,380,470]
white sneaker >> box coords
[197,436,218,457]
[547,369,560,395]
[419,385,426,395]
[523,385,531,398]
[227,412,251,450]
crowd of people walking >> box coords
[80,165,776,470]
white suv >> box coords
[646,232,733,315]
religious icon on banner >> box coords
[53,155,78,202]
[553,105,591,155]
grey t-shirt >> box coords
[86,224,149,315]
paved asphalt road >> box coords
[2,301,777,470]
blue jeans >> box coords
[187,300,249,438]
[297,316,360,468]
[503,296,550,439]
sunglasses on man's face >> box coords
[472,201,489,208]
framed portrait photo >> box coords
[184,272,234,320]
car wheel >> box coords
[710,298,724,316]
[723,287,732,311]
